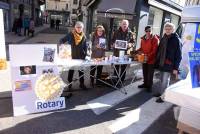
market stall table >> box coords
[56,59,141,94]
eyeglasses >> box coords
[145,30,151,32]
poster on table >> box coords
[0,9,7,70]
[9,44,66,116]
[179,23,200,79]
[179,22,200,89]
[188,52,200,88]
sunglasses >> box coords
[145,30,151,32]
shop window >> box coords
[66,4,68,10]
[171,14,180,30]
[147,6,163,35]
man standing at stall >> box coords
[59,21,88,96]
[111,19,135,86]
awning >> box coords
[96,0,137,19]
[0,1,10,10]
[148,0,182,16]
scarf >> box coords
[73,31,84,45]
[156,34,169,67]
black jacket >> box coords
[156,33,182,72]
[59,32,87,59]
[111,27,134,57]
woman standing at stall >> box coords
[59,21,87,95]
[90,25,106,87]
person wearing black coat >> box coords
[154,22,182,103]
[111,20,135,86]
[59,21,87,93]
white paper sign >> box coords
[0,9,6,58]
[10,45,66,116]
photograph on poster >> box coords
[115,40,128,50]
[20,65,36,75]
[43,47,55,62]
[99,38,106,49]
[15,80,32,91]
[42,68,54,74]
[58,45,71,59]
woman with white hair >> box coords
[154,22,182,103]
[59,21,88,96]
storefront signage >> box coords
[35,98,65,111]
[0,9,6,59]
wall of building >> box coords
[136,0,183,49]
[46,0,69,11]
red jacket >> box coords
[138,34,159,64]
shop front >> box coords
[0,1,10,32]
[85,0,183,49]
[47,10,70,26]
[85,0,138,49]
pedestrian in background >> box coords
[56,19,60,30]
[59,21,88,97]
[23,17,30,36]
[137,26,159,92]
[17,17,23,36]
[90,25,106,87]
[154,22,182,103]
[111,19,135,87]
[28,18,35,37]
[12,18,18,34]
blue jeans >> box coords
[159,71,171,95]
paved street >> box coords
[0,80,178,134]
[0,26,179,134]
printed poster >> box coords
[188,51,200,88]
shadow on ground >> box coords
[0,89,152,134]
[141,106,178,134]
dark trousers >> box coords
[24,27,29,36]
[56,25,59,30]
[90,65,103,83]
[114,64,127,82]
[68,70,84,85]
[142,63,154,87]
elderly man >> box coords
[111,19,135,86]
[154,22,182,103]
[59,21,87,95]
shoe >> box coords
[138,84,146,88]
[153,93,161,97]
[80,84,88,90]
[156,97,164,103]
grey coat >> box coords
[91,35,106,58]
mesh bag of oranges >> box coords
[0,58,7,70]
